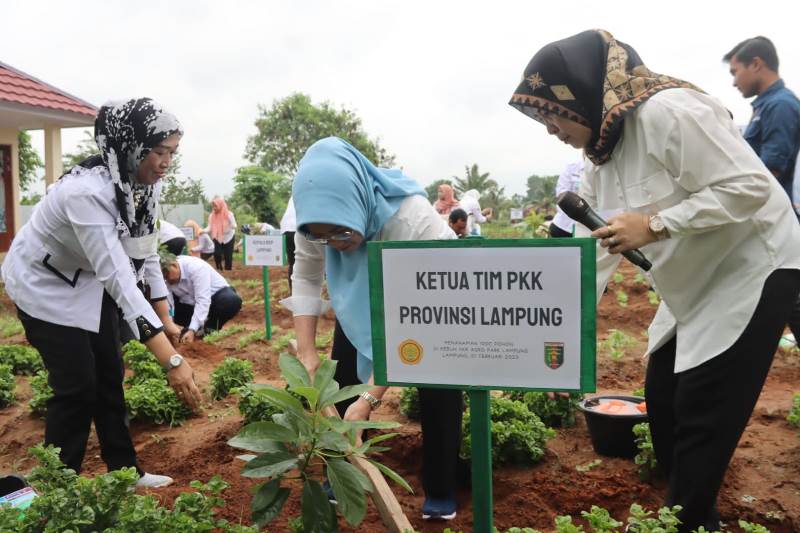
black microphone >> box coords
[557,191,652,272]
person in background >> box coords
[284,137,462,521]
[724,36,800,345]
[161,253,242,343]
[459,189,492,236]
[280,197,297,292]
[510,30,800,532]
[200,197,236,271]
[724,36,800,203]
[1,98,201,487]
[184,219,214,260]
[550,160,585,238]
[433,183,459,217]
[158,219,186,256]
[448,208,469,237]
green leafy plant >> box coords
[0,315,24,338]
[399,387,420,420]
[236,383,282,424]
[647,290,661,306]
[121,340,164,386]
[787,392,800,428]
[575,459,602,473]
[633,422,658,482]
[632,387,645,398]
[0,363,16,407]
[237,330,264,350]
[204,324,247,344]
[125,378,192,426]
[582,505,624,532]
[626,503,682,532]
[601,329,637,361]
[273,332,296,352]
[0,344,43,375]
[615,289,629,308]
[29,369,53,415]
[461,397,554,465]
[612,272,624,284]
[634,272,648,285]
[0,444,257,532]
[227,353,411,531]
[505,391,582,428]
[315,330,334,350]
[211,357,255,400]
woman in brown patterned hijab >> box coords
[509,29,698,165]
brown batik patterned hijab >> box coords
[509,29,702,165]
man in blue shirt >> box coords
[724,36,800,347]
[724,36,800,202]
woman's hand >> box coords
[591,212,655,254]
[297,348,321,378]
[180,329,196,344]
[164,321,182,347]
[343,397,372,422]
[166,360,202,409]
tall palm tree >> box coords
[452,164,498,195]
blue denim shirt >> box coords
[744,79,800,201]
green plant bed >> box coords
[0,444,257,532]
[29,369,53,415]
[399,386,420,420]
[125,378,192,427]
[0,363,16,407]
[204,324,247,344]
[504,391,582,428]
[0,344,44,376]
[210,357,254,400]
[461,396,554,465]
[0,314,24,338]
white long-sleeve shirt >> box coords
[167,255,230,331]
[1,166,166,337]
[282,195,456,316]
[459,194,486,235]
[578,88,800,373]
[552,160,585,233]
[191,233,215,254]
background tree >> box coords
[244,93,396,174]
[424,178,453,203]
[525,174,558,209]
[61,130,99,170]
[159,154,205,204]
[480,185,511,219]
[227,166,292,226]
[452,163,497,196]
[18,131,43,191]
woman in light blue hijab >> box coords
[287,137,463,521]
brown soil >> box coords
[0,261,798,532]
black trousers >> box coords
[330,320,463,499]
[17,292,140,474]
[213,238,234,270]
[645,269,800,532]
[173,286,242,332]
[162,237,186,256]
[284,232,296,293]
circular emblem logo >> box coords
[398,339,423,365]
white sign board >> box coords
[509,208,524,221]
[180,226,195,241]
[244,235,285,266]
[370,241,595,391]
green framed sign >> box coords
[367,238,596,392]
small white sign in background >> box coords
[244,235,285,266]
[378,246,585,390]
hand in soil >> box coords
[180,330,196,344]
[167,360,202,409]
[165,322,182,347]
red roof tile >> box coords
[0,62,96,117]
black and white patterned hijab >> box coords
[88,98,183,238]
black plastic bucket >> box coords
[578,395,647,458]
[0,475,28,497]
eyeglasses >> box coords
[299,227,355,245]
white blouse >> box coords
[579,88,800,373]
[2,166,167,337]
[282,195,456,316]
[166,255,230,331]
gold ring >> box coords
[609,237,617,246]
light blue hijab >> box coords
[293,137,425,383]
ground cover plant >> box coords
[0,344,43,375]
[28,369,52,415]
[505,391,582,428]
[211,357,255,400]
[461,396,554,465]
[0,363,15,407]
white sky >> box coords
[5,1,799,198]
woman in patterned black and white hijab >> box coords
[2,97,201,487]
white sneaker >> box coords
[136,472,174,488]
